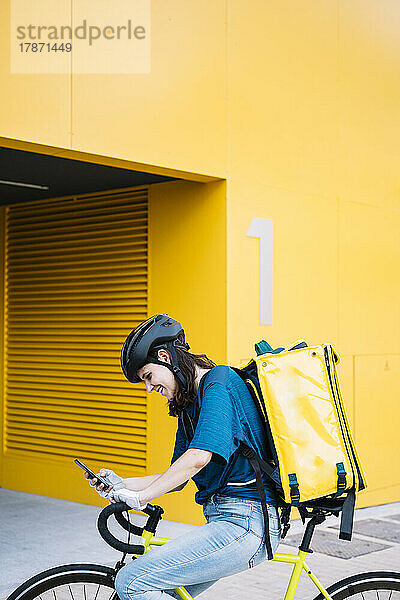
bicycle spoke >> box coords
[333,578,400,600]
[6,561,400,600]
[93,584,101,600]
[49,581,118,600]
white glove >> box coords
[87,468,125,499]
[98,469,125,491]
[111,487,148,511]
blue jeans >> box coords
[114,495,281,600]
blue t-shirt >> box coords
[170,365,278,505]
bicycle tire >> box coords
[7,563,117,600]
[313,571,400,600]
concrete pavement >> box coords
[1,488,399,600]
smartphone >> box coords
[74,459,112,489]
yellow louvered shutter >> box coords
[4,188,148,472]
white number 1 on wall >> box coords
[246,218,273,325]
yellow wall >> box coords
[0,0,226,177]
[225,1,400,508]
[0,179,226,520]
[146,179,227,524]
[0,209,5,483]
[1,1,399,516]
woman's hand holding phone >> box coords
[74,460,124,500]
[85,468,125,498]
[84,469,113,498]
[85,470,147,509]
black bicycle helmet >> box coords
[120,314,190,394]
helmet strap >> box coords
[149,341,188,396]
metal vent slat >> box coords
[8,238,148,256]
[5,189,148,471]
[7,401,146,419]
[8,410,146,431]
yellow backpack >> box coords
[233,339,367,559]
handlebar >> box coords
[97,502,164,555]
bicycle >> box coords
[7,499,400,600]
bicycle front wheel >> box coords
[313,571,400,600]
[7,563,118,600]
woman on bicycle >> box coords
[88,313,281,600]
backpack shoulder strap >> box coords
[181,368,215,442]
[239,443,274,560]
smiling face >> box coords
[136,348,179,401]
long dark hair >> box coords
[148,346,216,416]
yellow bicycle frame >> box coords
[139,530,335,600]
